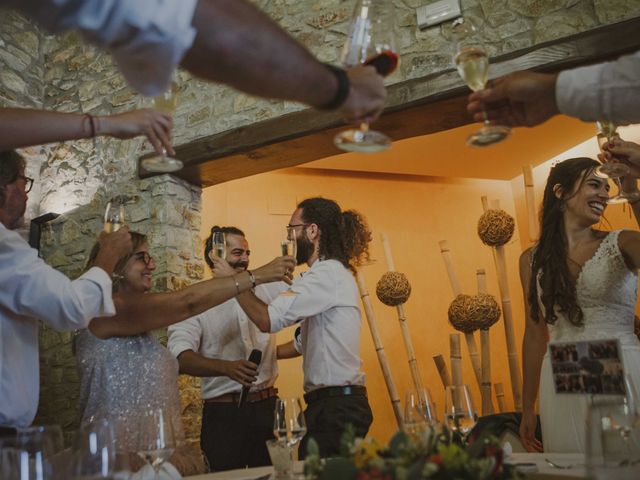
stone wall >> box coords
[1,0,639,452]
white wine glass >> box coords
[0,440,51,480]
[280,227,298,297]
[211,231,227,260]
[72,418,116,479]
[104,196,126,233]
[136,409,175,480]
[141,78,183,173]
[273,397,307,448]
[334,0,398,153]
[444,385,478,442]
[452,18,510,147]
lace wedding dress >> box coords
[538,230,640,452]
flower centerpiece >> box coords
[304,426,521,480]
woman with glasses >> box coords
[74,231,295,474]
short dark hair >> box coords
[0,150,26,206]
[204,225,245,269]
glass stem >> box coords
[359,122,369,133]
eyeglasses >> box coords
[133,251,153,266]
[15,175,34,193]
[286,223,310,230]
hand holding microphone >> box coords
[238,349,262,408]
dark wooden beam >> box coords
[139,16,640,187]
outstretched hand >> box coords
[339,65,387,125]
[101,109,174,156]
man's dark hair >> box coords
[0,150,26,206]
[204,225,245,269]
[297,197,371,272]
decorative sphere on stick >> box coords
[477,209,515,247]
[448,293,501,333]
[376,271,411,306]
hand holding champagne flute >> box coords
[104,196,126,233]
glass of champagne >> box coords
[452,18,510,147]
[444,385,478,442]
[104,196,126,233]
[594,122,640,204]
[334,0,398,153]
[273,397,307,448]
[141,78,183,173]
[280,228,298,296]
[136,409,175,480]
[211,231,227,260]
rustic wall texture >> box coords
[1,0,639,451]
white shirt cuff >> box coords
[82,267,116,317]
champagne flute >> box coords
[211,231,227,260]
[136,409,175,480]
[280,228,298,296]
[273,397,307,448]
[141,78,183,173]
[104,197,126,233]
[333,0,398,153]
[594,122,640,204]
[72,418,116,479]
[444,385,478,442]
[452,18,510,147]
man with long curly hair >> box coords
[212,197,373,459]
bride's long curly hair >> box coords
[529,157,600,326]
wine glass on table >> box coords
[404,389,438,441]
[452,18,510,147]
[136,409,175,480]
[444,385,478,443]
[141,77,183,173]
[274,397,307,449]
[72,418,116,479]
[334,0,398,153]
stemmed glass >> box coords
[280,227,298,296]
[73,418,116,479]
[273,398,307,448]
[104,196,126,233]
[136,409,175,480]
[404,389,438,440]
[444,385,478,442]
[334,0,398,153]
[452,18,510,147]
[211,231,227,260]
[141,77,183,173]
[0,440,51,480]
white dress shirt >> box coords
[556,50,640,124]
[2,0,198,95]
[0,223,115,427]
[167,282,286,400]
[268,259,365,393]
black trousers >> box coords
[201,396,277,472]
[299,394,373,459]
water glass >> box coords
[266,439,293,479]
[73,418,116,479]
[444,385,478,441]
[273,398,307,448]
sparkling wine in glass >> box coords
[444,385,478,441]
[136,409,175,480]
[211,231,227,260]
[279,228,298,297]
[104,197,126,233]
[141,79,183,173]
[274,397,307,448]
[452,18,510,147]
[334,0,397,153]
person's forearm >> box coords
[236,290,271,333]
[182,0,338,109]
[177,350,230,377]
[277,340,300,359]
[522,329,547,412]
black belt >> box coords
[304,385,367,403]
[0,426,16,436]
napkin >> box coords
[129,462,182,480]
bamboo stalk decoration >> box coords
[523,165,539,244]
[450,333,463,410]
[355,270,403,429]
[476,269,495,415]
[433,354,452,390]
[439,240,483,389]
[479,196,523,411]
[495,382,507,413]
[379,233,426,396]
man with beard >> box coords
[168,226,293,471]
[0,150,132,430]
[216,198,373,459]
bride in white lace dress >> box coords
[519,157,640,453]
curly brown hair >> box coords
[298,197,372,273]
[529,157,600,326]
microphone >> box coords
[238,349,262,408]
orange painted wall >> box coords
[201,167,528,443]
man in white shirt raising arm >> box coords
[168,225,292,471]
[0,150,132,430]
[467,50,640,127]
[3,0,386,127]
[212,197,374,459]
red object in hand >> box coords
[365,50,399,77]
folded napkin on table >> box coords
[129,462,182,480]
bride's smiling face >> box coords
[562,170,610,225]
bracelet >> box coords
[247,270,257,289]
[85,114,97,138]
[318,64,350,111]
[233,275,241,295]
